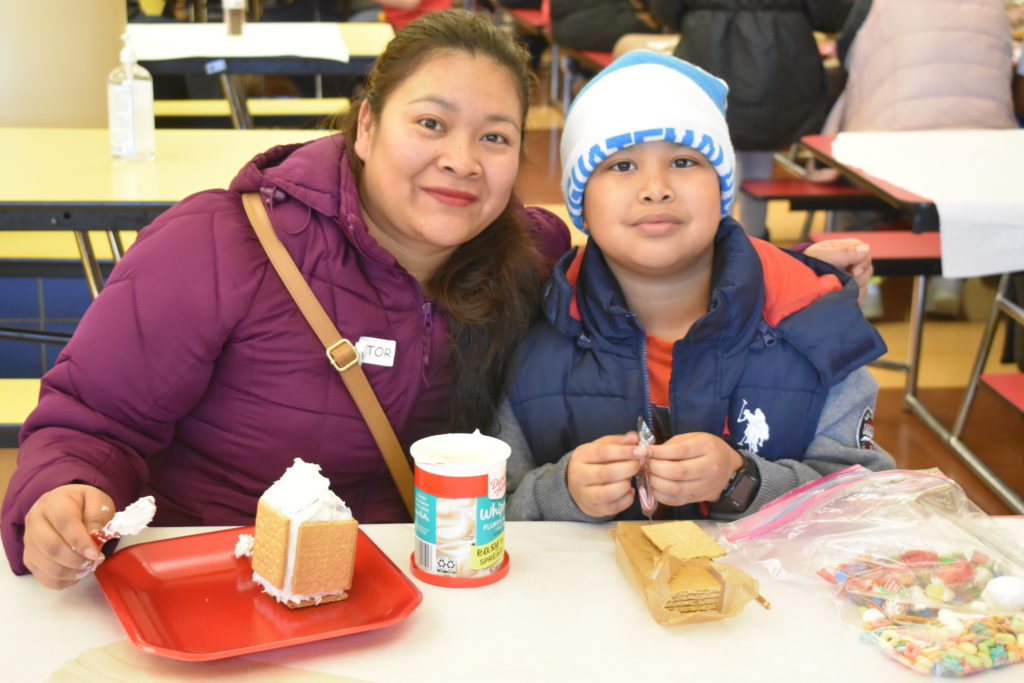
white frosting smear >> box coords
[106,495,157,535]
[234,533,255,558]
[93,495,157,543]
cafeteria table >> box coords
[800,130,1024,514]
[0,127,328,342]
[3,520,1023,682]
[127,22,394,128]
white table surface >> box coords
[831,129,1024,279]
[3,519,1023,682]
[126,22,395,63]
[128,22,350,62]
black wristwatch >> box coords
[710,453,761,513]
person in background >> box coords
[1016,47,1024,126]
[503,51,893,522]
[1010,4,1024,368]
[549,0,662,54]
[808,0,1017,319]
[258,1,384,97]
[260,0,384,22]
[646,0,854,240]
[379,0,450,31]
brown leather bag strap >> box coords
[241,192,415,519]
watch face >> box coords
[729,473,759,509]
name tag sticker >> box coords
[356,337,396,367]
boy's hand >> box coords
[567,433,644,517]
[803,238,873,302]
[23,484,115,589]
[646,433,744,507]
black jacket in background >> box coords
[551,0,659,52]
[648,0,853,150]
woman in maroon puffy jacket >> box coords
[2,9,569,588]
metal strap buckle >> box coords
[326,338,360,372]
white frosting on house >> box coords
[234,533,254,558]
[261,458,352,522]
[251,573,347,606]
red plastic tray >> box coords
[95,526,422,661]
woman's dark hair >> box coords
[330,9,546,431]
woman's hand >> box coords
[567,433,643,517]
[23,484,115,589]
[646,433,743,507]
[804,238,874,302]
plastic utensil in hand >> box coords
[77,495,157,580]
[636,417,657,520]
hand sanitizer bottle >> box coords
[107,33,155,161]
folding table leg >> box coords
[73,231,105,299]
[560,56,571,112]
[797,211,816,242]
[903,274,928,403]
[106,231,125,263]
[901,271,1024,513]
[951,273,1024,438]
[220,74,254,130]
[549,44,560,104]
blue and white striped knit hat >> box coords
[560,50,736,233]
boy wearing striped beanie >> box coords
[503,51,892,523]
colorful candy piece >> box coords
[935,559,974,586]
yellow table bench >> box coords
[155,97,350,127]
[0,231,137,262]
[0,379,39,429]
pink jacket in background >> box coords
[1,135,569,574]
[823,0,1017,134]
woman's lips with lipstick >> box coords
[424,186,477,207]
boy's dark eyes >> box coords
[607,158,697,172]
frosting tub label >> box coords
[410,432,511,579]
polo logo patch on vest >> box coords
[736,399,770,454]
[356,336,396,367]
[857,407,875,449]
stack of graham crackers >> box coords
[641,521,726,614]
